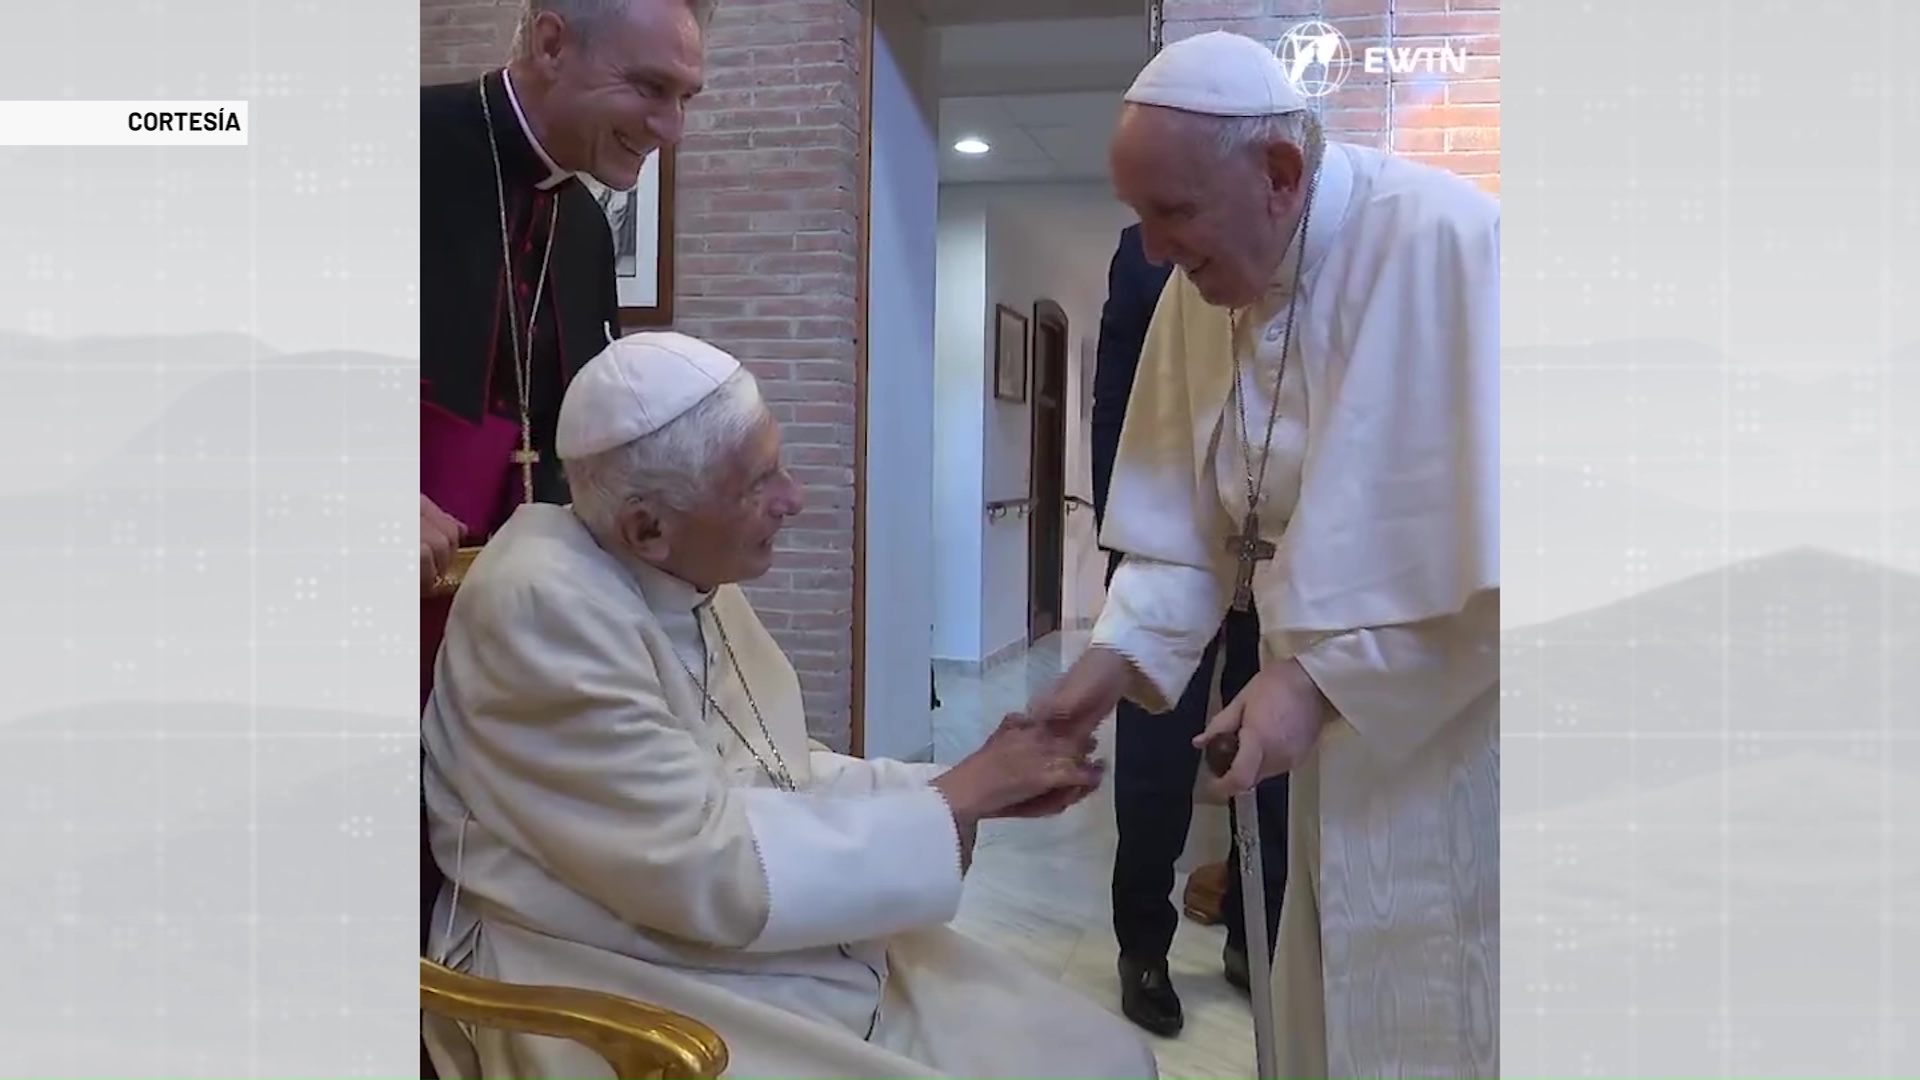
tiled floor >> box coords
[930,633,1259,1080]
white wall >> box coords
[930,201,988,663]
[861,3,939,760]
[931,182,1135,664]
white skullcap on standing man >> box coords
[1122,30,1308,117]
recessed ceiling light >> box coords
[953,137,990,155]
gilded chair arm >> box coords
[420,958,729,1080]
[426,546,483,599]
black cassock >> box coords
[419,75,622,1008]
[420,69,620,515]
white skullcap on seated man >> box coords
[421,330,1158,1080]
[1027,29,1501,1080]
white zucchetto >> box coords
[556,331,743,460]
[1123,30,1308,117]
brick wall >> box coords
[421,0,867,750]
[1160,0,1499,194]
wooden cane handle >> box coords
[1203,732,1239,778]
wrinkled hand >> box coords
[1196,659,1333,796]
[1026,646,1134,743]
[933,714,1105,823]
[993,714,1107,818]
[420,494,467,594]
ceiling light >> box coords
[953,137,990,155]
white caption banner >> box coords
[0,100,249,146]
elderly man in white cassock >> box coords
[421,330,1159,1080]
[1028,31,1499,1080]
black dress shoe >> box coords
[1117,954,1184,1037]
[1223,944,1251,993]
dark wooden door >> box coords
[1028,302,1069,644]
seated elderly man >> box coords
[422,331,1159,1080]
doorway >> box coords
[1027,299,1070,644]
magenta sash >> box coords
[421,401,522,706]
[421,401,522,536]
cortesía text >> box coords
[127,109,242,133]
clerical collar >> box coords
[500,69,573,191]
[1266,140,1357,299]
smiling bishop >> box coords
[418,0,714,708]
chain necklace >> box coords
[479,78,560,505]
[683,604,798,792]
[1224,168,1320,612]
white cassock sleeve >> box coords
[804,744,948,793]
[1295,587,1499,766]
[1091,557,1234,713]
[449,580,964,955]
[1088,252,1239,712]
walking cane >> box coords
[1204,732,1279,1080]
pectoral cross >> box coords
[1226,512,1275,612]
[512,445,540,503]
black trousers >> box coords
[1106,555,1289,963]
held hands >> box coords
[1025,646,1135,743]
[932,713,1106,827]
[421,495,467,595]
[1196,658,1333,796]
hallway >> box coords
[931,633,1258,1080]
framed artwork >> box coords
[993,303,1029,403]
[579,147,676,328]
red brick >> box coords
[1392,11,1499,35]
[1393,128,1448,153]
[1447,126,1500,151]
[1446,79,1501,104]
[1395,103,1500,129]
[1401,150,1499,175]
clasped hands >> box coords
[930,713,1106,827]
[1016,645,1335,799]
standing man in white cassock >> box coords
[1028,31,1499,1079]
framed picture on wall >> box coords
[993,303,1029,403]
[579,147,676,328]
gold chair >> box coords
[421,957,728,1080]
[422,545,730,1080]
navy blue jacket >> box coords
[1090,224,1174,557]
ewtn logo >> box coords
[1271,20,1470,99]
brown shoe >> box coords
[1180,861,1229,925]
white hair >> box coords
[512,0,717,59]
[1209,109,1322,168]
[566,368,768,539]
